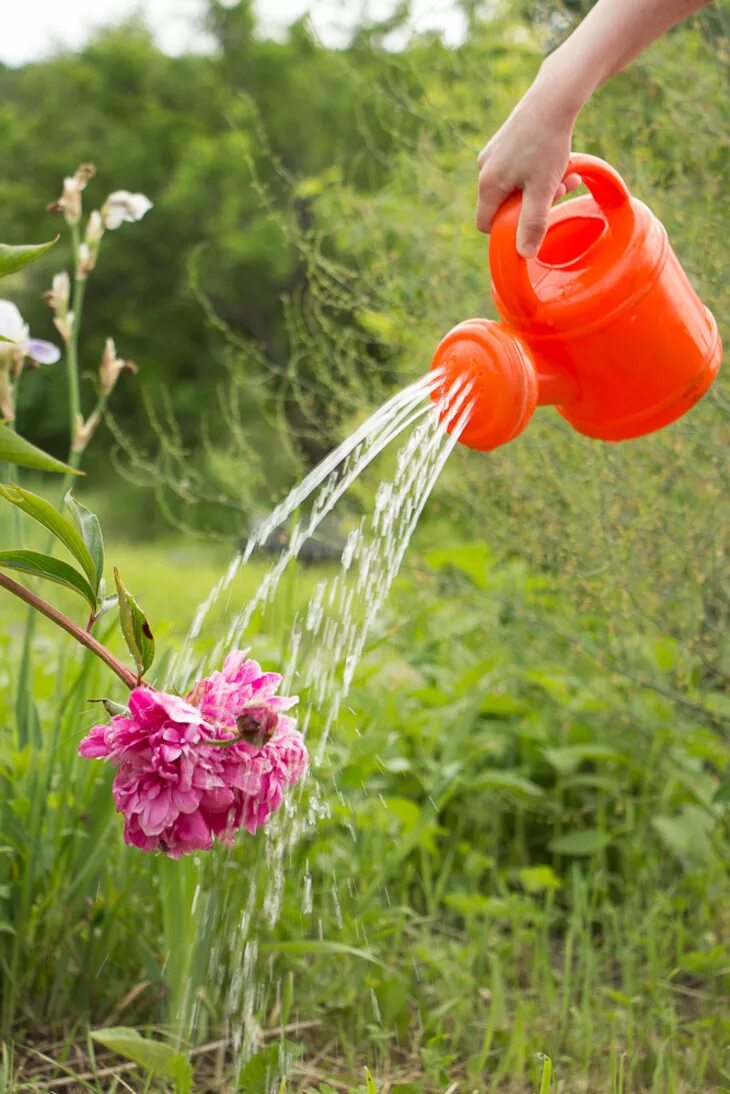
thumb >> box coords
[516,184,552,259]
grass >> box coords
[1,517,728,1092]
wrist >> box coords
[533,47,597,125]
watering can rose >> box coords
[79,652,308,857]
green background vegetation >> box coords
[0,0,728,1089]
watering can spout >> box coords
[430,319,579,453]
[536,365,581,409]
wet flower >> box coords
[98,337,138,396]
[79,652,308,857]
[101,191,153,230]
[47,163,96,227]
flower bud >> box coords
[0,365,15,422]
[53,310,74,345]
[78,210,105,277]
[86,210,104,245]
[43,272,73,337]
[99,337,138,396]
[47,163,96,227]
[76,242,93,280]
[72,410,102,453]
[43,271,70,316]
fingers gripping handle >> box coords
[489,154,634,317]
[489,192,538,316]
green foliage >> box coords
[4,535,728,1088]
[90,1027,192,1092]
[64,491,105,597]
[0,485,98,589]
[0,238,57,281]
[236,1043,282,1089]
[0,549,97,609]
[0,427,81,474]
[113,566,155,677]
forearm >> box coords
[535,0,711,119]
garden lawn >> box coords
[1,531,728,1093]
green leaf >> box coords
[548,829,611,857]
[444,891,499,918]
[469,771,545,801]
[543,744,623,776]
[259,940,388,968]
[679,944,729,976]
[425,544,491,588]
[365,1067,378,1093]
[518,865,562,893]
[91,1028,192,1092]
[64,492,104,596]
[479,693,528,717]
[358,309,399,341]
[88,698,130,718]
[0,426,83,475]
[0,238,58,280]
[0,484,97,592]
[714,771,730,804]
[114,567,155,678]
[0,550,97,609]
[237,1045,280,1089]
[168,1052,194,1094]
[651,807,714,868]
[538,1055,553,1094]
[650,635,680,673]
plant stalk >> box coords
[19,223,90,724]
[0,571,137,690]
[60,223,88,489]
[66,225,85,440]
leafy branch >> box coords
[0,484,155,687]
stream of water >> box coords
[167,369,474,1067]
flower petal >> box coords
[0,300,27,343]
[23,338,61,365]
[79,654,307,858]
[102,191,153,230]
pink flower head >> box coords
[79,652,308,858]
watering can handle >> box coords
[489,153,634,317]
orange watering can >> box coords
[431,154,722,450]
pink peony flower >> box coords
[79,652,308,858]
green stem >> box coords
[0,570,137,690]
[66,225,85,445]
[57,225,88,495]
[72,388,110,464]
[20,230,89,727]
[5,366,23,543]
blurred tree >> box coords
[0,2,426,492]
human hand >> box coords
[476,80,582,258]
